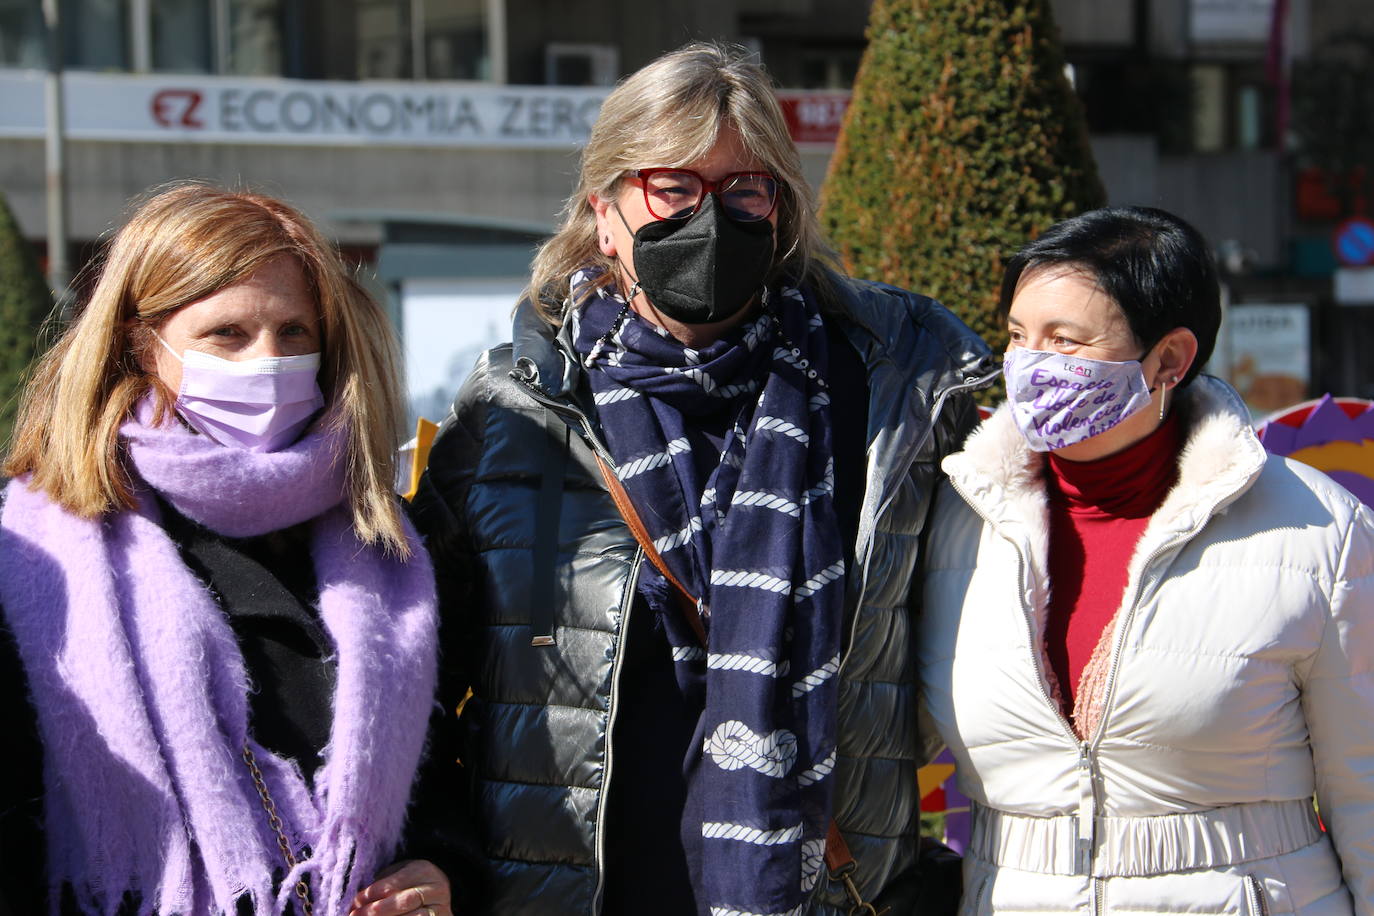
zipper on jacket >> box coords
[591,546,643,915]
[841,367,999,672]
[511,361,643,913]
[512,371,621,470]
[947,461,1250,887]
[1091,877,1106,916]
[867,367,1001,535]
[1244,875,1270,916]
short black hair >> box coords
[998,206,1220,386]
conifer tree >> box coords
[821,0,1105,354]
[0,192,54,447]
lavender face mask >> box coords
[156,335,325,452]
[1003,348,1152,452]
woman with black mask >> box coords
[412,41,995,916]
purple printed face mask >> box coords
[155,335,325,452]
[1002,348,1153,452]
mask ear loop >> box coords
[151,331,184,363]
[582,204,645,368]
[610,203,646,303]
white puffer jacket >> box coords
[918,377,1374,916]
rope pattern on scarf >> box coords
[572,269,843,916]
[704,721,798,778]
[791,656,841,698]
[707,653,791,678]
[701,822,804,846]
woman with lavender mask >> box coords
[0,183,457,915]
[919,206,1374,914]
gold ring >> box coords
[411,887,429,909]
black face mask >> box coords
[620,194,776,325]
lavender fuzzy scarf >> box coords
[0,401,438,915]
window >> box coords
[420,0,486,80]
[798,48,860,90]
[0,0,45,68]
[357,0,408,78]
[545,42,617,86]
[63,0,129,71]
[3,0,494,81]
[1192,64,1227,152]
[355,0,487,80]
[225,0,282,76]
[1190,62,1274,152]
[151,0,212,72]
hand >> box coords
[349,859,452,916]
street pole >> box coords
[42,0,71,308]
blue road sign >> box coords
[1335,217,1374,267]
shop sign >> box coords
[777,92,850,146]
[0,70,607,149]
[0,71,850,150]
[1190,0,1274,43]
[1223,303,1309,412]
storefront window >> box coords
[0,0,45,68]
[63,0,129,70]
[0,0,492,79]
[355,0,487,81]
[422,0,485,80]
[357,0,408,78]
[1191,64,1227,153]
[152,0,212,72]
[227,0,282,75]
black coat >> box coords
[410,275,994,914]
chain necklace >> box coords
[241,743,315,915]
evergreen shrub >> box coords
[821,0,1106,363]
[0,193,54,448]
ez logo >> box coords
[151,89,205,128]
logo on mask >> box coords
[1003,348,1153,451]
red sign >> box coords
[1296,166,1368,223]
[776,92,850,145]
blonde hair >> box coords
[6,182,412,556]
[526,41,839,325]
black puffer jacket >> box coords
[411,275,994,914]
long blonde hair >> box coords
[526,41,839,325]
[6,182,412,555]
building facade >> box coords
[1,0,1369,414]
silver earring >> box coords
[1158,376,1177,421]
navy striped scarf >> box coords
[571,268,844,916]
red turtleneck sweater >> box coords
[1043,411,1182,711]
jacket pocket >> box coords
[1244,875,1271,916]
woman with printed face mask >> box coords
[918,206,1374,915]
[0,184,459,916]
[412,41,992,916]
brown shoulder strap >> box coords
[594,455,707,646]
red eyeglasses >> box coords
[628,168,780,223]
